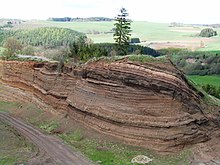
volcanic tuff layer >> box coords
[0,59,211,152]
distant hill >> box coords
[48,17,114,22]
[0,27,86,47]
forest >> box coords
[0,27,86,47]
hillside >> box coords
[0,27,86,47]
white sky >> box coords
[1,0,219,24]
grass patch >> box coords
[127,54,168,63]
[0,120,36,165]
[0,101,22,112]
[92,55,167,64]
[39,121,60,133]
[187,75,220,88]
[2,55,47,62]
[59,131,192,165]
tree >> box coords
[199,28,217,37]
[113,7,131,55]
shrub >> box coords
[3,37,23,58]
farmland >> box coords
[12,20,220,51]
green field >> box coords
[187,75,220,87]
[12,20,220,50]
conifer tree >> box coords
[113,8,131,55]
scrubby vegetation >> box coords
[68,42,108,62]
[67,41,160,63]
[170,50,220,75]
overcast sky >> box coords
[1,0,219,24]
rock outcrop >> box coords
[0,59,212,152]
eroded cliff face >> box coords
[0,59,212,152]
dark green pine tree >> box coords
[113,7,131,55]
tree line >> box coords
[48,17,114,22]
[168,49,220,75]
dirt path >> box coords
[0,112,93,165]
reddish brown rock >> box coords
[0,59,212,152]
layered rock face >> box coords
[0,59,211,152]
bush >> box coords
[22,45,35,55]
[3,37,23,58]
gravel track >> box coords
[0,112,93,165]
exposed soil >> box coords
[191,136,220,165]
[0,113,93,165]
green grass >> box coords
[187,75,220,88]
[39,121,60,133]
[186,76,220,106]
[59,131,192,165]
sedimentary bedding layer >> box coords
[0,59,211,152]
